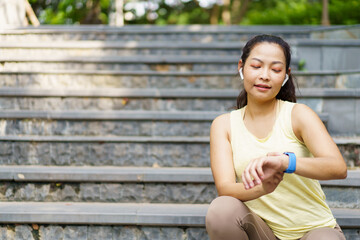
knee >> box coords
[302,227,345,240]
[206,196,247,231]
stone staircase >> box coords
[0,25,359,240]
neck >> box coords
[245,98,278,120]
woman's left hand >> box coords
[242,152,287,190]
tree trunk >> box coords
[25,0,40,26]
[210,4,219,25]
[115,0,124,26]
[81,0,102,24]
[321,0,330,26]
[222,0,231,25]
[231,0,250,24]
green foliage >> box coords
[241,0,360,25]
[126,1,211,25]
[30,0,111,24]
[28,0,360,25]
[329,0,360,25]
[241,0,322,25]
[156,2,210,25]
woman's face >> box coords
[241,42,287,102]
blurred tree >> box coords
[210,3,219,24]
[222,0,231,25]
[28,0,360,25]
[241,0,322,25]
[321,0,330,25]
[28,0,111,24]
[329,0,360,25]
[231,0,250,24]
[241,0,360,25]
[112,0,124,26]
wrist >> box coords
[281,154,289,172]
[283,152,296,173]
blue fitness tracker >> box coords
[283,152,296,173]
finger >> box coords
[243,165,255,189]
[242,167,251,190]
[253,158,265,183]
[256,157,266,180]
[242,170,251,190]
[250,164,261,187]
[243,160,258,189]
[249,158,263,187]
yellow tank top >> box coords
[230,100,336,240]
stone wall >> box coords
[0,225,209,240]
[1,224,359,240]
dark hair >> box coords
[236,34,296,109]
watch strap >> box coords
[283,152,296,173]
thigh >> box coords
[206,196,277,240]
[300,224,345,240]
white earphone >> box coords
[282,74,289,87]
[239,67,289,87]
[239,68,244,80]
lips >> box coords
[254,84,271,89]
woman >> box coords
[205,35,347,240]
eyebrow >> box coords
[251,58,284,65]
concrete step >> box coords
[0,88,358,112]
[0,25,358,42]
[0,202,359,240]
[0,201,208,226]
[0,135,358,168]
[0,224,209,240]
[0,55,301,72]
[0,41,243,57]
[0,136,211,167]
[0,106,358,135]
[0,25,318,42]
[0,166,358,207]
[1,70,359,89]
[1,40,359,71]
[0,166,216,204]
[0,110,328,137]
[1,118,212,137]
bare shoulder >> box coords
[292,103,325,141]
[211,113,230,127]
[211,113,231,137]
[212,112,230,124]
[292,103,321,125]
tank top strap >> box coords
[277,100,302,144]
[230,108,245,151]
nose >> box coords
[259,68,270,80]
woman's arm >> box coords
[210,114,283,201]
[290,103,347,180]
[241,104,347,190]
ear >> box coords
[238,60,243,71]
[238,60,244,80]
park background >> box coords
[0,0,360,239]
[27,0,360,26]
